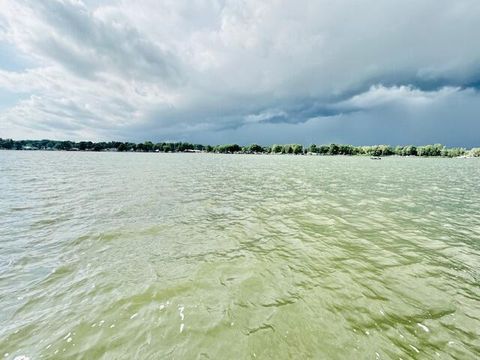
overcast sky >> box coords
[1,0,479,146]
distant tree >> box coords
[282,144,293,154]
[418,144,444,157]
[143,141,154,152]
[317,145,329,155]
[378,145,393,156]
[442,147,466,157]
[469,148,480,157]
[328,143,339,155]
[402,145,417,156]
[292,144,303,155]
[394,146,404,155]
[215,144,241,153]
[93,143,103,151]
[249,144,263,153]
[0,138,14,149]
[271,144,283,153]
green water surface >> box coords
[0,152,479,359]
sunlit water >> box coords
[1,152,479,359]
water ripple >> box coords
[0,152,479,359]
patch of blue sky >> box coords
[0,89,24,111]
[0,41,33,71]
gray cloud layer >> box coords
[0,0,479,146]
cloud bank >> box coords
[0,0,479,146]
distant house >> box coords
[22,145,38,150]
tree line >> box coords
[1,138,479,157]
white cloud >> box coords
[337,85,462,109]
[244,110,288,124]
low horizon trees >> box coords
[0,138,478,157]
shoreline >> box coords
[1,139,479,158]
[1,148,478,158]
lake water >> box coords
[1,152,479,359]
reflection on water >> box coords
[0,152,479,359]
